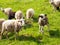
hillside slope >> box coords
[0,0,60,45]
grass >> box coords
[0,0,60,45]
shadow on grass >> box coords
[24,23,33,29]
[33,17,38,22]
[2,34,44,45]
[24,16,38,29]
[17,35,43,43]
[2,33,14,39]
[49,30,60,38]
[9,35,43,44]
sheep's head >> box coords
[38,14,48,26]
[0,8,4,12]
[17,19,25,26]
[15,10,24,19]
[39,14,47,19]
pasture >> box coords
[0,0,60,45]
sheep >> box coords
[26,8,34,20]
[0,8,16,19]
[38,14,50,34]
[0,19,25,40]
[50,0,60,10]
[15,10,24,20]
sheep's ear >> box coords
[38,15,40,18]
[38,15,41,17]
[14,12,16,14]
[18,20,22,23]
[23,17,25,19]
[38,15,43,18]
[0,8,4,12]
[45,14,47,16]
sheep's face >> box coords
[38,14,48,26]
[17,19,25,26]
[39,14,47,19]
[38,14,47,23]
[21,19,25,26]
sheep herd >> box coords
[0,8,35,40]
[50,0,60,10]
[0,0,60,40]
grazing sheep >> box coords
[50,0,60,10]
[26,8,34,19]
[15,10,24,20]
[0,8,16,19]
[0,19,25,40]
[38,14,49,34]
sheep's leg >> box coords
[0,31,2,40]
[0,35,1,40]
[14,28,18,40]
[5,30,8,39]
[14,29,16,40]
[41,26,44,34]
[39,25,40,32]
[16,31,19,39]
[0,28,5,40]
[31,16,34,21]
[0,33,2,40]
[53,6,59,11]
[47,24,50,32]
[39,26,44,34]
[56,7,59,10]
[15,31,18,40]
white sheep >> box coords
[0,19,25,40]
[0,8,15,19]
[0,8,12,15]
[50,0,60,10]
[38,14,49,34]
[15,10,24,20]
[26,8,34,19]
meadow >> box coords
[0,0,60,45]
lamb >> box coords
[50,0,60,10]
[0,8,16,19]
[0,19,25,40]
[26,8,34,20]
[15,10,24,20]
[38,14,50,34]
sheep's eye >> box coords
[41,16,43,18]
[39,16,43,18]
[45,14,47,16]
[18,21,21,22]
[18,21,22,23]
[40,16,43,18]
[2,10,4,12]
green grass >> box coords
[0,0,60,45]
